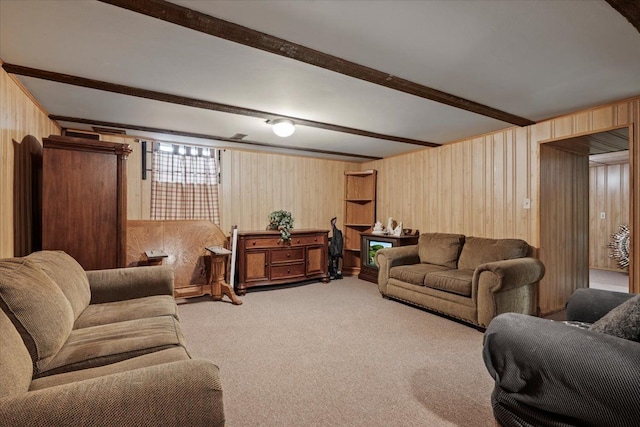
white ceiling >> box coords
[1,0,639,161]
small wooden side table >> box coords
[144,250,168,266]
[358,233,420,283]
[206,246,242,305]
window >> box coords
[150,142,220,225]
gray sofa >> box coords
[484,288,640,427]
[0,250,224,426]
[375,233,545,328]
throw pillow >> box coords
[589,294,640,342]
[417,233,465,269]
[458,237,529,271]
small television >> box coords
[366,238,393,266]
[359,232,420,283]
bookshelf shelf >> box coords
[342,170,377,275]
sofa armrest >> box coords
[0,359,224,427]
[483,313,640,427]
[476,257,545,293]
[475,257,544,327]
[566,288,634,323]
[375,245,420,295]
[86,266,174,304]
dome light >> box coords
[271,119,296,137]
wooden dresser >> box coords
[236,229,329,294]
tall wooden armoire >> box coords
[42,135,132,270]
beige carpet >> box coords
[177,277,494,426]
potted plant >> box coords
[267,210,294,241]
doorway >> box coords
[538,127,631,315]
[588,144,630,292]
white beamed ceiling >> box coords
[1,0,639,161]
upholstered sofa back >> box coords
[416,233,530,271]
[458,237,530,270]
[26,251,91,320]
[0,258,75,375]
[417,233,465,269]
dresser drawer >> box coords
[289,235,325,246]
[244,237,282,248]
[270,263,305,279]
[270,248,304,263]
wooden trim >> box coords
[538,124,630,144]
[48,115,382,160]
[117,150,128,267]
[97,0,534,127]
[44,134,132,156]
[537,97,639,125]
[92,126,126,135]
[606,0,640,33]
[2,63,437,148]
[630,117,638,292]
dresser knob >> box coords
[252,242,256,246]
[287,253,290,257]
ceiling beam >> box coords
[3,63,437,148]
[98,0,535,127]
[49,115,383,161]
[606,0,640,33]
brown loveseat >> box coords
[0,251,224,427]
[375,233,545,328]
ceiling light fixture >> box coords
[271,119,296,137]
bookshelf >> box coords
[343,169,377,275]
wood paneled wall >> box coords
[124,143,359,235]
[538,101,639,306]
[218,150,359,235]
[0,66,60,258]
[539,146,589,314]
[363,126,537,244]
[363,98,640,313]
[590,161,630,271]
[108,137,152,221]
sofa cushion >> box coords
[27,250,91,320]
[389,264,451,286]
[36,315,187,378]
[458,237,529,271]
[0,258,74,374]
[30,347,191,391]
[417,233,465,269]
[423,269,474,297]
[74,295,179,329]
[0,309,33,398]
[589,294,640,342]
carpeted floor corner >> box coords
[178,276,494,426]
